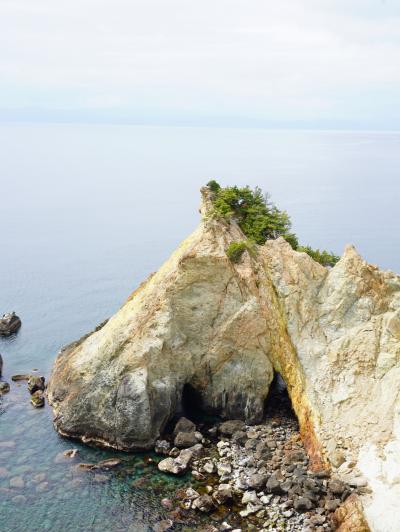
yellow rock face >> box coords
[48,188,400,531]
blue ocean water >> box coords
[0,124,399,530]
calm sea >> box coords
[0,124,399,530]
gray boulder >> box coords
[0,381,10,394]
[0,312,21,336]
[28,376,45,395]
[173,417,196,435]
[158,444,203,475]
[218,420,246,437]
[174,431,202,448]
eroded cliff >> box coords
[48,188,400,531]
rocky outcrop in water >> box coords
[0,312,21,336]
[48,188,400,531]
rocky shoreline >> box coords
[151,392,359,532]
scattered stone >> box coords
[158,444,203,475]
[231,431,247,445]
[94,458,121,469]
[30,390,45,407]
[28,376,45,395]
[325,498,341,512]
[329,479,346,496]
[174,431,201,448]
[32,473,46,482]
[202,460,216,474]
[11,374,31,382]
[152,519,173,532]
[0,381,10,394]
[0,312,21,336]
[266,475,283,494]
[9,476,25,489]
[11,495,27,504]
[241,491,260,505]
[192,494,215,513]
[63,449,79,458]
[184,487,200,500]
[294,497,313,512]
[218,420,246,436]
[160,498,173,509]
[77,463,96,470]
[213,483,232,504]
[36,481,49,492]
[155,440,171,455]
[247,472,268,490]
[173,417,196,435]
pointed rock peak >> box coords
[336,244,366,271]
[199,186,215,218]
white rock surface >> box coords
[48,187,400,530]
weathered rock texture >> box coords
[48,188,400,531]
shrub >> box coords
[206,180,221,193]
[297,246,340,267]
[226,241,255,263]
[207,180,340,267]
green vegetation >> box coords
[206,180,339,267]
[226,240,256,263]
[297,246,340,267]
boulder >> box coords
[192,494,214,513]
[0,381,10,394]
[174,431,201,448]
[0,312,21,336]
[158,444,203,475]
[155,440,171,455]
[28,376,45,395]
[218,420,246,437]
[246,472,268,490]
[173,417,196,435]
[294,497,313,512]
[213,483,232,504]
[30,390,45,407]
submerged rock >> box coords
[0,312,21,336]
[11,374,31,382]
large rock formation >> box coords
[48,188,400,531]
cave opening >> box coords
[181,382,204,422]
[264,371,297,424]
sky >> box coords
[0,0,399,129]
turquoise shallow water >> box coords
[0,381,193,531]
[1,124,399,531]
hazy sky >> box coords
[1,0,399,128]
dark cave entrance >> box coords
[181,383,204,422]
[264,371,297,423]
